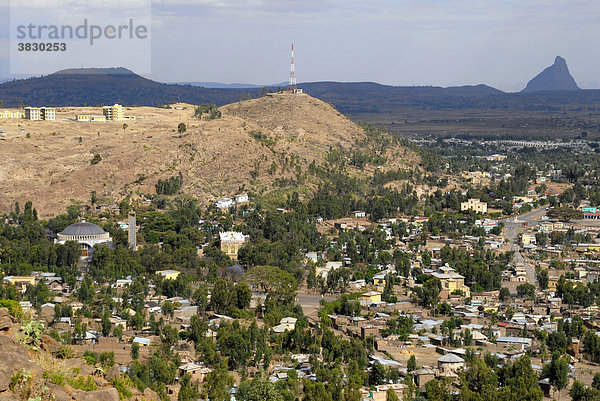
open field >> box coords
[350,107,600,140]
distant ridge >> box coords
[0,67,258,107]
[522,56,580,92]
[176,81,287,89]
[1,66,600,113]
[0,68,506,108]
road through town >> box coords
[503,207,548,289]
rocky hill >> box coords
[0,307,154,401]
[521,56,580,92]
[0,93,416,218]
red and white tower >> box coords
[289,43,297,92]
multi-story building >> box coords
[103,104,125,121]
[539,221,564,233]
[431,269,471,298]
[24,107,55,120]
[461,198,488,214]
[24,107,41,120]
[41,107,55,120]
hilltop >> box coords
[0,93,417,217]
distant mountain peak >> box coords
[522,56,580,92]
[53,67,136,76]
[554,56,567,66]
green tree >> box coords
[303,380,332,401]
[414,277,441,307]
[233,282,252,310]
[113,325,123,341]
[425,378,453,401]
[592,373,600,390]
[386,388,400,401]
[161,324,179,348]
[382,275,397,303]
[210,279,231,314]
[99,351,115,369]
[542,352,569,390]
[536,268,549,290]
[407,355,416,372]
[178,123,187,134]
[101,311,112,337]
[238,379,283,401]
[460,357,498,399]
[78,277,94,304]
[547,206,583,222]
[571,380,600,401]
[131,342,139,360]
[178,373,200,401]
[162,300,175,317]
[369,362,386,385]
[517,283,536,299]
[201,362,234,401]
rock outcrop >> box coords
[522,56,580,92]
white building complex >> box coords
[55,221,113,256]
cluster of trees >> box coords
[556,276,600,307]
[439,245,510,291]
[155,172,183,195]
[381,316,414,340]
[0,202,81,285]
[194,104,221,120]
[209,279,251,316]
[547,206,584,222]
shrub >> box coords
[83,350,98,366]
[90,154,102,165]
[0,299,24,320]
[9,370,32,391]
[43,371,66,386]
[99,351,115,369]
[18,320,43,350]
[112,376,134,399]
[68,375,98,391]
[54,344,74,359]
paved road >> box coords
[502,207,548,288]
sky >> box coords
[0,0,599,92]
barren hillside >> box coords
[0,93,416,217]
